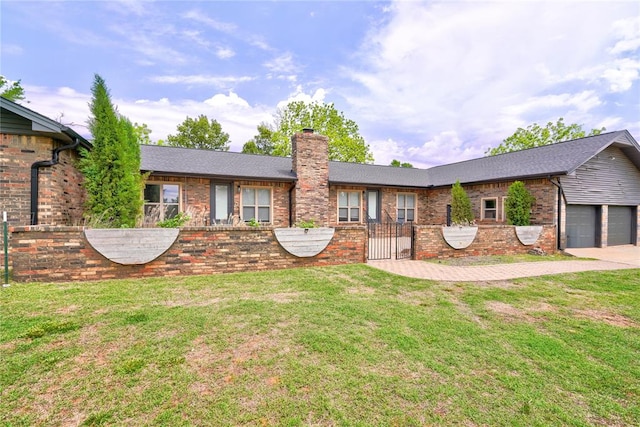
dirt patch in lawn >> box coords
[574,309,637,328]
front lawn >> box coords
[1,265,638,426]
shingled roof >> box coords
[140,130,639,188]
[426,130,639,187]
[140,144,296,181]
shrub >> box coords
[505,181,535,226]
[156,212,190,228]
[451,180,474,226]
[296,219,317,229]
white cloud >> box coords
[609,16,640,54]
[149,75,254,86]
[1,43,24,55]
[407,131,486,169]
[343,0,639,153]
[601,58,640,92]
[23,85,273,151]
[216,47,235,59]
[502,91,602,117]
[276,86,327,109]
[182,10,237,33]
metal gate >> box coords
[367,221,414,260]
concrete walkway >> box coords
[367,247,639,282]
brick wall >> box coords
[9,225,366,282]
[414,225,556,260]
[0,134,85,226]
[1,134,86,269]
[424,179,557,226]
[292,131,330,226]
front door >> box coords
[210,182,233,224]
[365,190,380,223]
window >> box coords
[482,198,498,220]
[144,183,180,221]
[397,193,416,223]
[338,191,361,222]
[242,187,271,223]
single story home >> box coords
[3,97,639,251]
[140,129,640,249]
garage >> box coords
[608,206,634,246]
[566,205,598,248]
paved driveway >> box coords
[367,245,639,282]
[564,245,640,267]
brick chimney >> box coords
[291,129,330,226]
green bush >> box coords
[451,180,474,225]
[505,181,535,226]
[156,212,190,228]
[296,219,317,229]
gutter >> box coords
[30,137,80,225]
[548,176,566,250]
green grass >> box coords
[427,252,579,266]
[1,265,639,426]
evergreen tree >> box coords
[450,180,474,225]
[505,181,535,226]
[79,74,144,227]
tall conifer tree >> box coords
[80,74,144,227]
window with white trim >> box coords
[481,197,498,220]
[338,191,361,222]
[397,193,416,223]
[242,187,271,223]
[144,183,180,221]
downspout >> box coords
[30,137,80,225]
[288,181,296,227]
[548,176,565,250]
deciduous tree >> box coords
[166,115,230,150]
[0,76,26,102]
[390,159,413,168]
[246,101,373,163]
[486,118,605,156]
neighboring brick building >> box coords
[1,98,91,268]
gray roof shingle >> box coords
[140,130,639,188]
[426,130,637,187]
[140,144,296,181]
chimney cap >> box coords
[302,128,314,134]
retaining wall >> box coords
[9,226,367,282]
[414,225,556,260]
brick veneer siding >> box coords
[1,134,85,269]
[414,224,556,260]
[328,186,429,225]
[1,134,84,226]
[292,132,330,226]
[146,175,293,227]
[9,225,366,282]
[424,178,557,226]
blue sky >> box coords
[2,0,639,167]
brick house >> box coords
[3,98,639,252]
[1,97,91,227]
[141,129,640,250]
